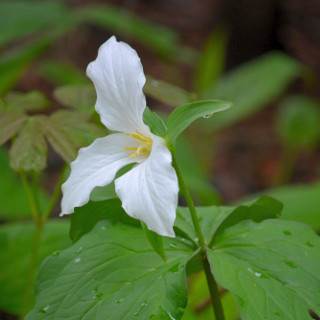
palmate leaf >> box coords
[27,221,195,320]
[0,112,27,145]
[208,219,320,320]
[10,117,47,172]
[35,115,77,163]
[4,90,49,112]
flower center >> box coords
[124,130,153,158]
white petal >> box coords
[86,36,149,135]
[61,133,140,215]
[115,136,179,237]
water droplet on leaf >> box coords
[284,260,297,268]
[74,257,81,263]
[52,251,60,256]
[134,301,148,316]
[39,305,50,314]
[114,298,124,304]
[306,241,314,248]
[203,113,214,119]
[76,246,83,254]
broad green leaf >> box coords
[193,28,228,93]
[144,75,196,107]
[143,107,167,137]
[141,221,167,262]
[208,219,320,320]
[70,198,139,243]
[35,115,77,163]
[261,182,320,231]
[0,220,71,315]
[0,38,51,97]
[38,60,89,86]
[75,5,180,57]
[175,196,281,245]
[10,117,47,172]
[210,196,282,245]
[0,112,27,145]
[51,110,106,147]
[54,84,95,110]
[4,91,49,112]
[166,100,232,148]
[0,148,49,220]
[202,52,301,131]
[275,95,320,150]
[27,221,195,320]
[0,1,69,47]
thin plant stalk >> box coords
[19,166,67,319]
[172,156,225,320]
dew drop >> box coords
[134,301,148,316]
[93,292,103,300]
[76,246,83,254]
[39,305,50,314]
[254,272,261,278]
[283,230,292,236]
[284,260,297,268]
[114,298,124,305]
[203,113,214,119]
[52,250,60,256]
[169,243,177,248]
[306,241,314,248]
[74,257,81,263]
[101,226,106,231]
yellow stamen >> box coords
[124,147,138,150]
[124,130,153,158]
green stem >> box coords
[41,164,68,223]
[203,259,225,320]
[20,173,40,221]
[172,156,225,320]
[172,156,205,248]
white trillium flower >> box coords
[60,36,179,237]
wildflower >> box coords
[60,36,178,237]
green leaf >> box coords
[144,75,196,107]
[175,196,281,245]
[275,95,320,150]
[35,115,77,163]
[143,107,167,137]
[70,198,139,243]
[4,90,49,112]
[0,1,69,47]
[76,5,180,57]
[0,220,71,315]
[0,147,49,220]
[0,38,51,97]
[28,221,195,320]
[208,219,320,320]
[54,84,95,110]
[38,60,89,86]
[202,52,301,131]
[9,117,47,172]
[193,28,228,93]
[261,182,320,231]
[51,110,106,147]
[166,100,232,148]
[0,112,27,145]
[141,221,167,262]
